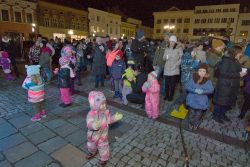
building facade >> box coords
[153,4,250,42]
[120,21,136,38]
[141,25,153,39]
[193,4,240,41]
[88,8,121,39]
[235,13,250,42]
[153,7,193,40]
[0,0,37,40]
[37,1,88,41]
[127,17,142,29]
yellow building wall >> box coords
[121,22,136,38]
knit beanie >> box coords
[25,65,41,77]
[136,30,144,40]
[59,56,70,66]
[149,71,157,79]
[61,46,73,57]
[212,39,225,49]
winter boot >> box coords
[212,113,224,124]
[113,91,119,98]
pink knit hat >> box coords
[88,91,106,110]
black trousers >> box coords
[164,75,178,100]
[126,93,145,104]
[9,56,19,77]
[241,92,250,116]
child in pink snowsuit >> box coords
[142,71,160,119]
[86,91,123,166]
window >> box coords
[209,9,214,13]
[44,18,50,27]
[97,26,100,32]
[15,11,22,22]
[183,29,189,33]
[91,26,94,32]
[177,18,182,23]
[51,18,57,27]
[156,19,161,24]
[240,31,248,36]
[97,16,100,21]
[58,19,64,28]
[163,19,168,23]
[26,13,33,23]
[196,10,201,13]
[76,22,81,30]
[216,9,221,13]
[170,19,175,23]
[201,19,206,24]
[221,18,227,23]
[115,28,118,35]
[230,8,236,12]
[177,29,181,33]
[110,27,113,34]
[156,29,161,33]
[1,9,9,21]
[202,10,208,13]
[229,18,234,23]
[242,20,250,26]
[223,9,229,12]
[208,18,213,23]
[214,18,220,23]
[184,18,190,23]
[194,19,200,24]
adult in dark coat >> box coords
[131,30,147,66]
[92,37,106,88]
[127,65,148,104]
[0,35,19,77]
[213,46,247,124]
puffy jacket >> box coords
[213,55,241,106]
[57,67,70,88]
[122,67,136,87]
[110,59,126,80]
[153,41,167,68]
[130,72,147,94]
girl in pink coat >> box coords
[142,71,160,119]
[86,91,123,166]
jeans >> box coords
[114,79,122,92]
[43,67,51,82]
[188,107,206,126]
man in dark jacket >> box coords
[126,65,147,105]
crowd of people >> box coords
[1,30,250,166]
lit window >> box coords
[240,31,248,36]
[97,26,100,32]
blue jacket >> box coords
[110,59,126,80]
[245,44,250,59]
[185,78,214,110]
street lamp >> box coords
[164,25,175,30]
[68,30,74,35]
[32,23,36,33]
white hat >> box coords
[169,35,177,43]
[149,71,157,78]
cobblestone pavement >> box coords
[0,75,250,167]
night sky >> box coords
[43,0,248,27]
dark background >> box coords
[37,0,248,27]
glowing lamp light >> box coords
[68,30,74,35]
[32,27,35,33]
[32,23,36,27]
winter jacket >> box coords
[153,41,167,68]
[131,39,147,65]
[163,47,183,76]
[22,76,45,103]
[195,50,206,63]
[122,67,136,87]
[181,50,195,84]
[57,67,71,88]
[213,55,242,106]
[110,59,126,80]
[142,79,160,118]
[92,44,106,75]
[39,47,52,68]
[106,50,124,67]
[185,78,214,110]
[130,72,147,94]
[29,45,41,64]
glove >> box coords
[93,121,100,129]
[144,82,150,88]
[194,89,203,94]
[114,112,123,121]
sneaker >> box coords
[31,113,41,122]
[40,110,47,118]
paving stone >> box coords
[142,158,151,166]
[15,151,52,167]
[0,118,7,125]
[65,130,86,146]
[0,152,4,161]
[38,136,67,154]
[0,122,17,139]
[0,133,27,151]
[4,142,38,163]
[52,144,86,167]
[9,115,32,129]
[0,160,12,167]
[20,122,45,136]
[27,128,56,145]
[47,162,61,167]
[44,119,68,129]
[157,158,167,166]
[54,123,79,137]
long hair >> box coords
[31,74,42,85]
